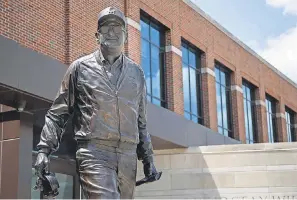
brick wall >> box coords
[2,0,297,143]
[0,0,68,63]
[200,53,216,129]
[0,0,125,64]
[135,0,297,142]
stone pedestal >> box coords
[135,142,297,199]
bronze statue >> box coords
[34,7,161,199]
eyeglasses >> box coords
[99,25,125,34]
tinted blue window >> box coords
[152,98,161,106]
[150,25,160,46]
[287,124,292,142]
[243,82,256,144]
[285,110,295,142]
[141,56,151,95]
[182,42,202,124]
[141,55,150,76]
[266,97,276,143]
[247,102,253,140]
[287,112,291,142]
[151,45,160,98]
[221,87,228,131]
[269,115,274,143]
[151,57,161,99]
[215,65,231,137]
[216,83,222,127]
[266,111,271,142]
[242,85,247,99]
[246,87,251,101]
[220,70,226,86]
[215,67,220,82]
[244,98,249,142]
[182,46,188,65]
[189,50,196,68]
[140,20,149,40]
[151,45,159,60]
[184,112,191,121]
[141,39,150,58]
[183,63,190,112]
[192,116,198,123]
[140,16,165,107]
[189,68,197,116]
[267,100,272,113]
[224,129,229,137]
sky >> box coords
[191,0,297,84]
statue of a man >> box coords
[34,7,159,199]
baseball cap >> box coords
[97,7,127,30]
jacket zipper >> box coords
[102,66,121,145]
[115,90,121,144]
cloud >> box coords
[266,0,297,15]
[255,25,297,84]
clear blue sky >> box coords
[191,0,297,84]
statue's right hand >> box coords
[34,152,49,179]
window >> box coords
[215,62,232,137]
[285,107,295,142]
[181,41,203,124]
[242,81,257,144]
[140,13,166,108]
[266,95,277,143]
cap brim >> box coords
[98,15,126,27]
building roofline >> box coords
[183,0,297,90]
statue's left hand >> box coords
[143,162,158,177]
[136,162,162,186]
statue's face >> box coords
[97,16,126,54]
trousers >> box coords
[75,140,138,199]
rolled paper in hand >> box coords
[136,171,162,186]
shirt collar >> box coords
[97,48,123,68]
[112,53,123,68]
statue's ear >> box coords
[124,31,128,44]
[95,32,100,44]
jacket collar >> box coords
[94,49,130,89]
[96,48,123,67]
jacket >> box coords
[36,49,154,163]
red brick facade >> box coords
[1,0,297,143]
